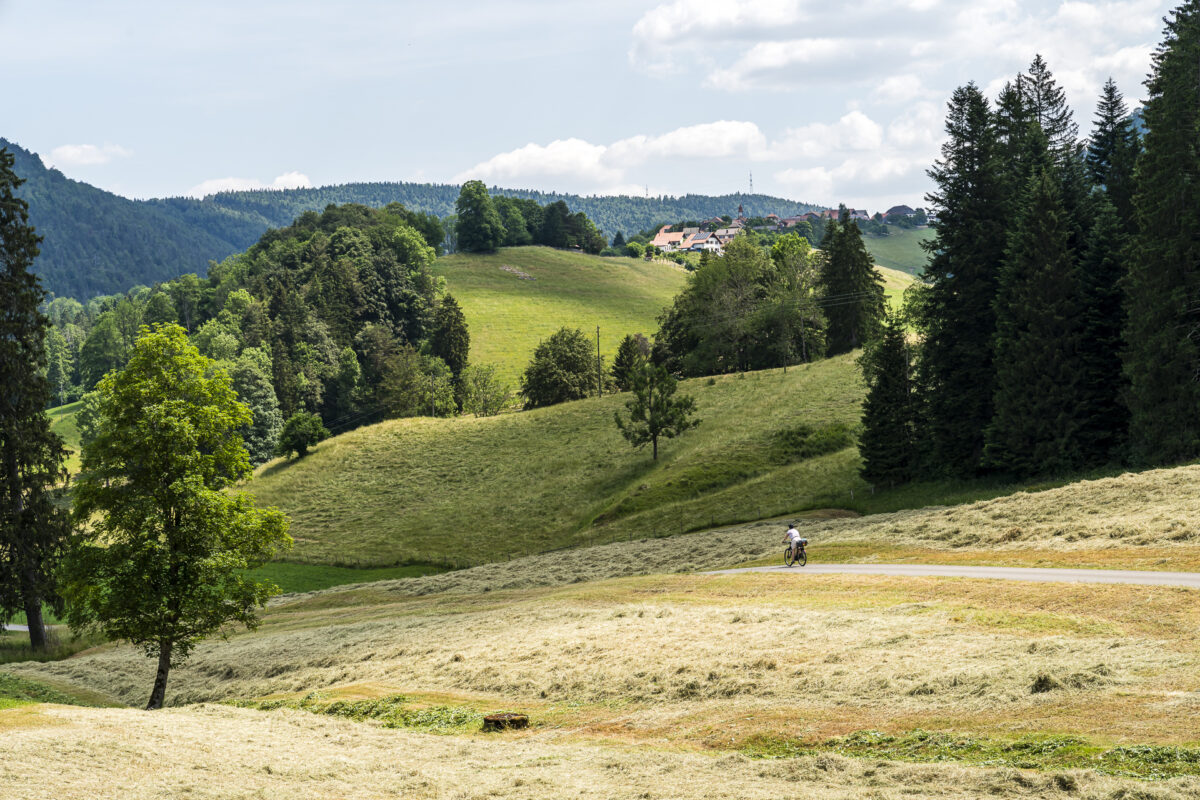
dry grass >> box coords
[3,703,1198,800]
[15,572,1200,746]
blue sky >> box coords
[0,0,1175,211]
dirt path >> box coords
[709,563,1200,588]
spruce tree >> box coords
[1123,1,1200,465]
[819,213,885,355]
[912,83,1007,477]
[1023,54,1080,164]
[0,147,71,651]
[984,157,1085,477]
[1075,198,1129,464]
[859,312,915,486]
[430,294,470,380]
[1086,78,1142,229]
[611,333,650,391]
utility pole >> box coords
[596,325,602,397]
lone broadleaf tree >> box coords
[63,324,291,710]
[614,362,700,460]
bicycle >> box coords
[784,539,808,567]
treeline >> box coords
[454,180,606,253]
[861,10,1199,487]
[45,203,498,464]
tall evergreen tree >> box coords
[1086,78,1142,229]
[455,180,505,253]
[858,312,915,486]
[1075,198,1129,464]
[0,147,71,651]
[984,158,1085,476]
[430,294,469,380]
[819,213,885,355]
[912,83,1007,477]
[1023,54,1080,165]
[1123,1,1200,465]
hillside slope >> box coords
[862,227,934,274]
[246,355,867,567]
[434,247,685,383]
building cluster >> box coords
[649,204,922,255]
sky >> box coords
[0,0,1177,211]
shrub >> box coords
[276,412,330,459]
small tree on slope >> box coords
[614,362,700,461]
[859,312,915,486]
[63,324,291,709]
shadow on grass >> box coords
[0,627,104,666]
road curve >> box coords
[709,563,1200,588]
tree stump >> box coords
[482,712,528,732]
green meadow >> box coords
[863,227,934,274]
[247,354,868,568]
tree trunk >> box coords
[20,569,45,652]
[146,640,173,710]
[652,435,658,461]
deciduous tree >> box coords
[614,361,700,460]
[455,180,505,253]
[63,324,290,708]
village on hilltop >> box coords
[648,203,929,255]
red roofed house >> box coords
[650,225,686,252]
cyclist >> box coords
[782,523,803,564]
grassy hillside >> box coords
[863,227,934,274]
[247,354,868,568]
[433,247,685,383]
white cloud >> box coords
[608,120,767,164]
[45,143,132,168]
[453,109,937,208]
[186,171,312,198]
[454,138,624,190]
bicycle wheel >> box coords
[784,548,795,567]
[797,549,807,567]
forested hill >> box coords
[3,139,256,299]
[4,136,821,299]
[151,186,823,246]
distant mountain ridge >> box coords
[3,137,822,299]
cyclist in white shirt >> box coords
[782,523,803,562]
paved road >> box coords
[709,563,1200,588]
[4,624,29,632]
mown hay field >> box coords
[247,356,869,568]
[14,465,1200,796]
[8,702,1196,800]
